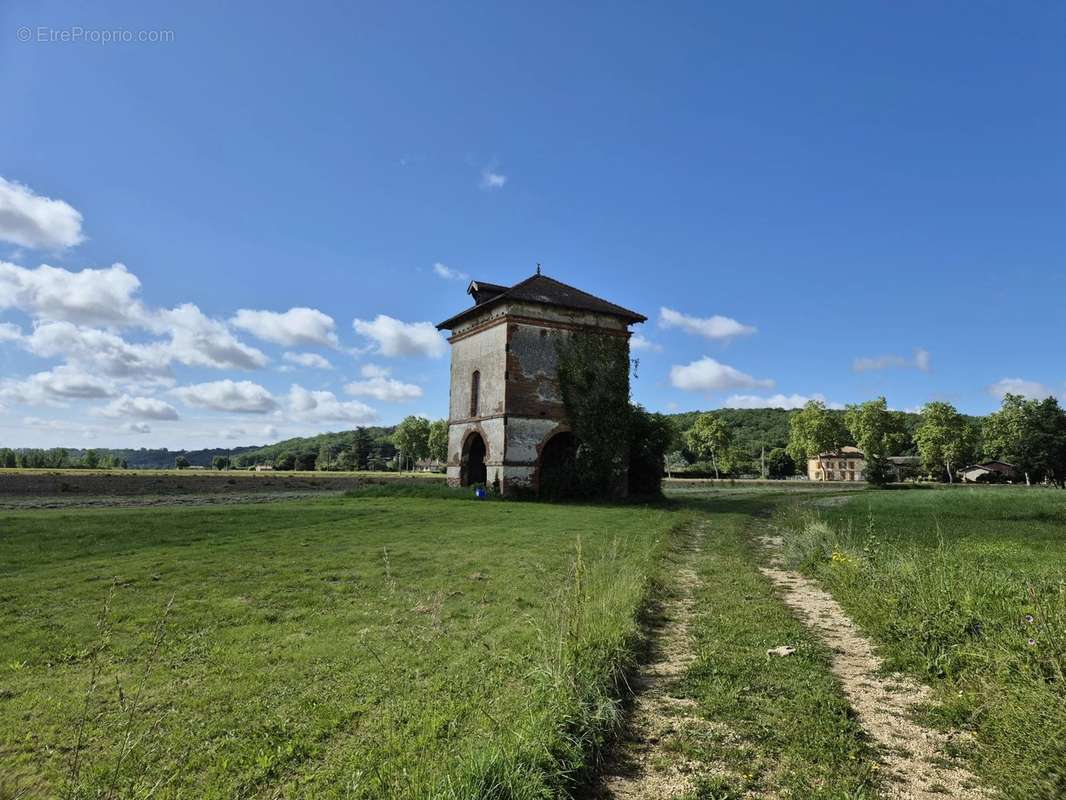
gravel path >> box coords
[758,531,990,800]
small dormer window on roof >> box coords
[467,281,508,306]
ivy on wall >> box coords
[555,331,633,497]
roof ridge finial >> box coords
[536,262,541,276]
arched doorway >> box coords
[461,432,487,486]
[538,431,578,498]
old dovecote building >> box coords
[436,271,646,495]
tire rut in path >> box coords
[594,522,710,799]
[758,531,990,800]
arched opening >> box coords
[469,370,480,417]
[460,432,487,486]
[538,431,578,498]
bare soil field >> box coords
[0,469,444,499]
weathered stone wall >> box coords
[448,320,507,421]
[443,300,632,495]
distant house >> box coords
[808,447,865,481]
[960,460,1016,483]
[413,459,444,473]
[254,464,274,472]
[888,455,922,482]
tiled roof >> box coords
[436,273,647,330]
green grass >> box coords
[669,493,879,799]
[780,487,1066,800]
[0,495,685,799]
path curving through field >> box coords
[758,530,990,800]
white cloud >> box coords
[96,394,180,421]
[480,168,507,190]
[22,321,171,379]
[658,307,756,341]
[988,378,1056,400]
[1,365,117,404]
[172,379,277,413]
[344,364,422,402]
[630,334,662,353]
[352,314,447,358]
[853,348,931,373]
[0,177,85,250]
[282,351,333,370]
[216,424,278,441]
[154,304,268,370]
[0,262,144,326]
[914,348,931,372]
[231,307,338,348]
[669,356,773,393]
[725,392,843,410]
[359,363,390,379]
[432,262,469,282]
[0,322,22,342]
[287,384,377,423]
[126,422,151,434]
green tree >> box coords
[351,427,373,471]
[765,447,795,479]
[0,448,16,468]
[392,416,431,471]
[914,401,970,483]
[983,394,1066,486]
[427,419,448,464]
[719,446,755,477]
[685,413,732,479]
[627,406,673,495]
[317,442,333,471]
[845,397,907,486]
[174,455,190,470]
[664,450,688,478]
[787,400,847,480]
[212,455,231,471]
[82,449,100,469]
[295,451,318,471]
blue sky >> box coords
[1,1,1064,448]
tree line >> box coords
[679,394,1066,485]
[167,420,451,472]
[0,448,128,470]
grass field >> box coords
[5,482,1063,799]
[780,487,1066,800]
[0,490,685,799]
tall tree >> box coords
[845,396,907,485]
[983,394,1066,486]
[212,455,231,471]
[427,419,448,464]
[787,400,847,480]
[317,442,333,471]
[685,413,732,479]
[844,397,906,457]
[914,401,970,483]
[765,447,795,479]
[393,416,431,471]
[351,427,372,471]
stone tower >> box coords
[435,272,646,495]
